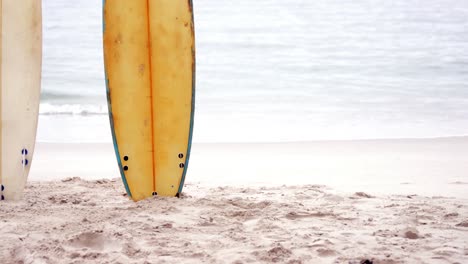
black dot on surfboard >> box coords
[178,153,184,159]
[1,195,4,201]
[123,156,129,161]
[179,163,185,168]
[123,166,128,171]
[152,192,158,196]
[22,159,29,166]
[1,185,4,191]
[21,149,28,155]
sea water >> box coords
[39,0,468,143]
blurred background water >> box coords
[39,0,468,143]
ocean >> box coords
[39,0,468,143]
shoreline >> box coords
[29,136,468,198]
[35,134,468,145]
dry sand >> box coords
[0,178,467,264]
[2,137,468,263]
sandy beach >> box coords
[31,137,468,197]
[0,178,467,263]
[0,137,467,263]
[1,0,466,262]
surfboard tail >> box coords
[0,1,42,201]
[103,0,195,201]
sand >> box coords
[0,178,467,263]
[1,137,468,263]
[31,137,468,197]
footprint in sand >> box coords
[67,231,122,251]
[401,227,421,239]
[253,244,293,263]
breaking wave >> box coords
[40,103,108,116]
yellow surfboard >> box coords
[103,0,195,201]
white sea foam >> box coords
[39,103,107,116]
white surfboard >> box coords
[0,0,42,201]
